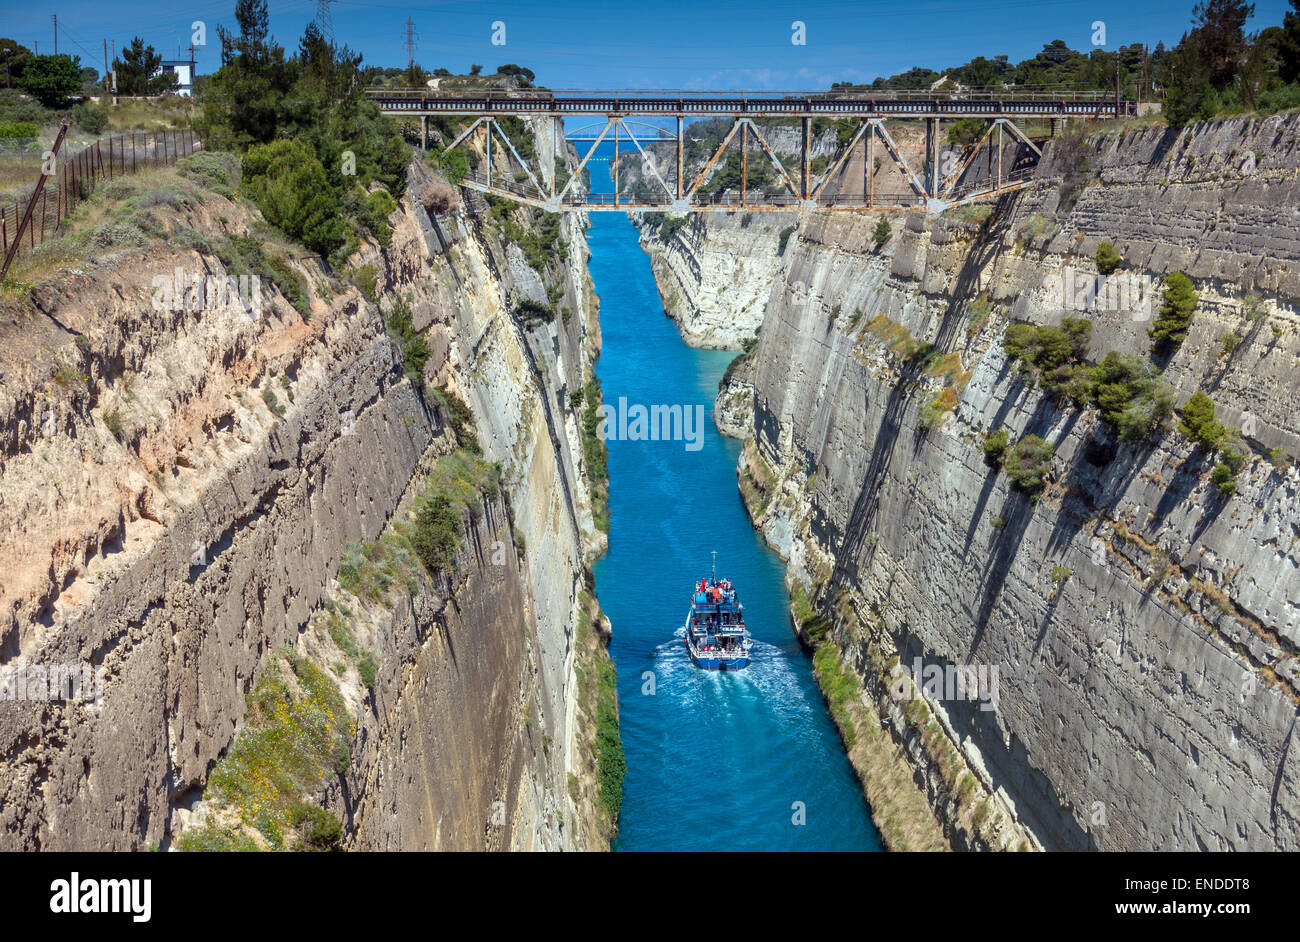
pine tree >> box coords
[112,37,177,96]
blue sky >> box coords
[4,0,1295,89]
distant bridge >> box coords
[368,88,1136,215]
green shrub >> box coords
[512,298,554,326]
[182,151,240,190]
[1218,437,1247,474]
[0,120,38,140]
[104,409,124,441]
[1269,446,1293,471]
[1091,352,1175,443]
[1003,434,1054,499]
[873,217,892,246]
[19,54,81,108]
[430,386,481,455]
[983,428,1009,467]
[412,494,461,575]
[358,652,378,691]
[430,146,470,185]
[72,102,109,134]
[1218,331,1241,356]
[242,139,347,256]
[386,296,430,383]
[1210,462,1238,495]
[1149,272,1198,352]
[360,189,398,246]
[1179,391,1225,450]
[777,225,796,254]
[289,803,342,852]
[176,822,260,852]
[352,264,378,300]
[1095,241,1120,275]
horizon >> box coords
[3,0,1294,90]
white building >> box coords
[159,60,194,96]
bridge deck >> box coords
[368,89,1134,120]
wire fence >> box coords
[1,128,200,273]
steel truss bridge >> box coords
[368,89,1136,215]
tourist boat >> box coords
[684,555,753,670]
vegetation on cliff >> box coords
[178,646,354,852]
[198,2,409,260]
[573,592,624,834]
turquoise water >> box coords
[586,146,883,851]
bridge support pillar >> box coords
[801,117,809,200]
[925,117,938,199]
[676,116,683,201]
[420,115,428,151]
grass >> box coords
[917,385,959,432]
[572,592,624,836]
[579,378,610,532]
[812,642,861,748]
[199,649,354,851]
[175,822,260,852]
[338,449,500,597]
[790,583,830,646]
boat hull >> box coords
[685,639,749,670]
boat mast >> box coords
[711,550,717,581]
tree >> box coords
[469,64,483,75]
[1150,272,1199,351]
[1180,390,1227,448]
[1281,0,1300,82]
[242,139,347,256]
[1003,435,1054,499]
[983,428,1010,467]
[1091,352,1175,443]
[1160,34,1215,126]
[1191,0,1255,90]
[19,54,82,108]
[496,63,535,85]
[873,217,892,246]
[113,37,178,96]
[0,38,33,88]
[1095,241,1121,275]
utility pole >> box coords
[402,18,418,71]
[187,42,197,96]
[52,15,57,55]
[103,39,110,99]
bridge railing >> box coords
[368,85,1121,101]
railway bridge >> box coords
[367,88,1137,215]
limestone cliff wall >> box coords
[0,121,614,850]
[639,214,791,349]
[710,113,1300,850]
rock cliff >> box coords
[653,113,1300,850]
[0,120,618,850]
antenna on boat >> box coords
[711,550,717,580]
